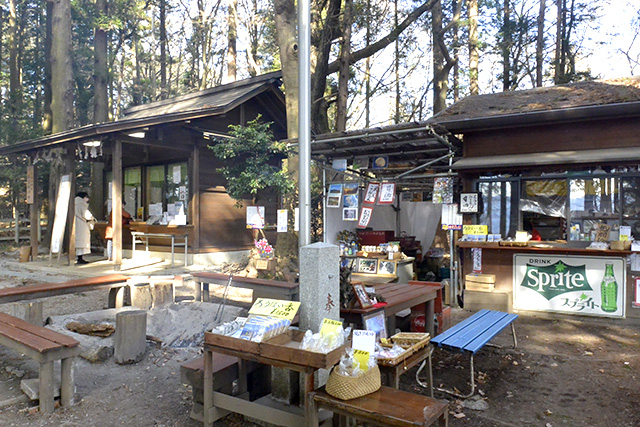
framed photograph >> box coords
[343,207,358,221]
[361,308,387,339]
[357,258,378,274]
[352,283,373,309]
[460,192,480,213]
[326,184,342,208]
[377,259,397,276]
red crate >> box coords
[356,230,395,246]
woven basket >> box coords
[325,364,381,400]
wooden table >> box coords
[378,345,433,396]
[350,273,397,286]
[341,282,438,337]
[202,330,344,427]
[191,272,299,302]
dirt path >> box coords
[0,251,638,426]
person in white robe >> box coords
[74,192,95,264]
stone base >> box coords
[21,378,61,401]
[464,290,513,313]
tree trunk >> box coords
[432,0,447,113]
[92,0,108,218]
[468,0,479,95]
[273,0,299,139]
[49,0,73,134]
[365,0,371,127]
[227,0,238,82]
[246,0,260,76]
[502,0,511,91]
[9,0,21,142]
[554,0,564,84]
[336,0,353,132]
[160,0,167,98]
[394,0,400,123]
[536,0,546,86]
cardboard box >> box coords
[465,273,496,284]
[465,282,495,292]
[436,306,452,333]
[255,259,275,270]
[464,290,513,312]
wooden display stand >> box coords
[202,330,347,426]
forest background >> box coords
[0,0,638,242]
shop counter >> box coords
[457,241,638,318]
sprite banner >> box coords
[513,254,625,318]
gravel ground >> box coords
[0,248,638,426]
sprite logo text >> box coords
[520,260,592,300]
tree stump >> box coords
[114,310,147,364]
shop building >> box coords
[436,77,640,318]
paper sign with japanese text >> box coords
[277,209,288,232]
[463,225,488,235]
[249,298,300,320]
[378,183,396,204]
[353,349,370,372]
[364,183,379,204]
[319,318,343,337]
[352,329,376,354]
[357,206,373,229]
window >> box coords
[477,180,519,237]
[145,163,189,220]
[568,177,619,240]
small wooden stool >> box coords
[307,385,448,427]
[379,345,433,397]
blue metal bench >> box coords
[429,309,518,398]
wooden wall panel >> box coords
[463,117,640,158]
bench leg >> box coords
[306,392,319,427]
[39,360,55,414]
[60,356,75,406]
[415,347,434,398]
[511,323,518,348]
[435,353,476,399]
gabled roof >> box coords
[432,77,640,132]
[122,71,283,120]
[0,71,284,156]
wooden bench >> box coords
[191,272,299,302]
[0,274,131,319]
[180,354,269,422]
[429,309,518,398]
[307,385,448,427]
[0,312,80,413]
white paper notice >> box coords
[149,203,163,217]
[246,206,265,229]
[277,209,288,232]
[620,225,632,241]
[351,330,376,354]
[167,203,176,216]
[179,186,187,201]
[173,165,181,184]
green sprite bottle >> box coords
[600,263,618,313]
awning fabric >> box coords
[451,147,640,170]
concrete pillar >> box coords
[131,283,152,310]
[299,242,340,330]
[14,301,44,326]
[271,242,339,404]
[114,310,147,364]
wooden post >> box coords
[66,148,76,266]
[28,163,39,260]
[113,140,123,268]
[191,143,200,254]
